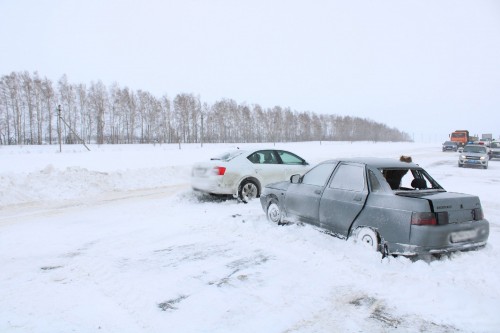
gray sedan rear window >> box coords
[330,164,365,191]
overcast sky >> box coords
[1,0,499,142]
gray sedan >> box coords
[260,157,489,257]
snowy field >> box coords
[1,141,499,333]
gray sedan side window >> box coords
[368,170,382,192]
[301,163,336,186]
[329,164,365,191]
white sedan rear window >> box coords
[211,150,244,161]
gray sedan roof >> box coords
[321,157,420,169]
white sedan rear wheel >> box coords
[239,180,258,203]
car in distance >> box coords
[260,157,489,257]
[458,144,490,169]
[442,141,458,152]
[489,141,500,160]
[192,148,309,202]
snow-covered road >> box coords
[1,142,499,332]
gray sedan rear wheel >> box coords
[238,180,258,203]
[267,200,282,224]
[354,227,379,251]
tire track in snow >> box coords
[0,183,190,227]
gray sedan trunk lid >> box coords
[399,191,481,224]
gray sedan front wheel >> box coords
[267,200,282,224]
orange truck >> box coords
[450,130,469,147]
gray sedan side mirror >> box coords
[290,174,301,183]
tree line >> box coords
[0,71,411,145]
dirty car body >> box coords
[191,148,309,202]
[260,157,489,256]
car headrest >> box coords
[411,178,427,189]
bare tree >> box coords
[39,77,56,144]
[173,93,200,143]
[0,71,413,145]
[160,95,172,143]
[3,73,23,144]
[0,75,13,144]
[58,75,79,143]
[252,104,266,142]
[88,81,108,144]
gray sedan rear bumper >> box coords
[387,219,489,255]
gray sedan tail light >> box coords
[411,212,437,225]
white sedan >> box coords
[191,148,310,202]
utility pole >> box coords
[57,104,90,152]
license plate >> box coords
[466,160,478,164]
[193,168,207,176]
[451,230,478,243]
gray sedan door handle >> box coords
[353,194,363,201]
[314,189,322,195]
